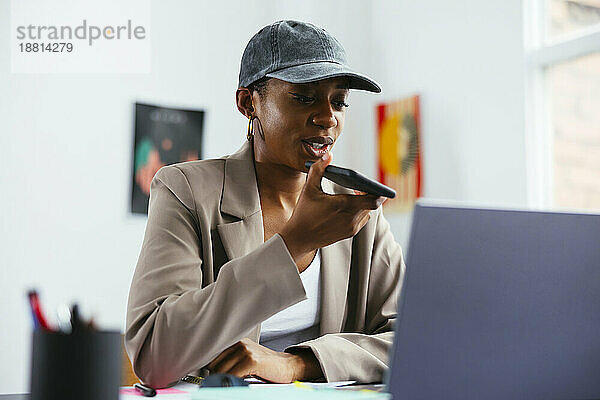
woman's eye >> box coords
[289,93,348,110]
[290,93,315,104]
[333,100,349,110]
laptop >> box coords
[386,202,600,400]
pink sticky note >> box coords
[120,387,187,396]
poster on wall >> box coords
[131,103,204,214]
[376,95,423,213]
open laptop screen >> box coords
[387,203,600,400]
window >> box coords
[525,0,600,210]
[546,0,600,40]
[549,52,600,209]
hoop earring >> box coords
[253,116,265,140]
[246,116,254,141]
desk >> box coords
[0,384,386,400]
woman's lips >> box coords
[302,141,331,158]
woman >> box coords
[125,20,405,388]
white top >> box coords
[259,250,322,352]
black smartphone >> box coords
[305,161,396,198]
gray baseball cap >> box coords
[238,20,381,93]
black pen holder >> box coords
[30,329,121,400]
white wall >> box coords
[0,0,529,393]
[360,0,528,247]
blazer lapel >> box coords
[217,214,264,261]
[216,141,264,261]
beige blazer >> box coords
[125,141,405,388]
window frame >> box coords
[524,0,600,208]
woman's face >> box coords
[252,77,349,172]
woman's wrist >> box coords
[278,228,311,263]
[287,349,323,381]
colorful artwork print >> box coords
[376,95,423,213]
[131,103,204,214]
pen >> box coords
[27,290,52,331]
[70,304,83,331]
[56,304,72,333]
[134,383,156,397]
[29,305,40,330]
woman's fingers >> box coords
[335,193,386,211]
[212,352,246,375]
[207,339,285,381]
[206,341,240,370]
[352,194,385,210]
[304,153,332,194]
[355,211,372,235]
[280,156,387,258]
[226,358,255,378]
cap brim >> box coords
[266,62,381,93]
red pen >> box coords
[27,290,52,331]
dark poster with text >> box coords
[131,103,204,214]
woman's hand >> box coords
[206,338,322,382]
[279,153,386,265]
